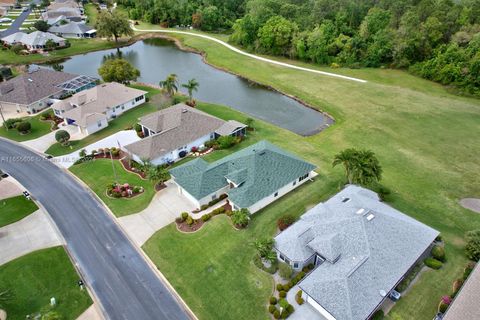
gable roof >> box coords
[49,21,93,34]
[0,68,79,105]
[124,104,226,160]
[170,141,316,208]
[274,185,439,320]
[55,82,147,126]
[215,120,247,136]
[1,31,65,47]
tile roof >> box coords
[443,263,480,320]
[53,82,147,126]
[0,68,78,105]
[275,185,439,320]
[49,21,93,35]
[1,31,65,47]
[124,104,226,160]
[170,141,316,208]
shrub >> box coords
[186,215,194,226]
[12,43,24,54]
[279,291,286,298]
[279,262,293,280]
[219,193,228,200]
[453,279,464,294]
[286,304,294,313]
[211,207,225,215]
[191,146,198,152]
[277,214,296,231]
[16,121,31,133]
[438,301,449,313]
[436,235,443,242]
[269,296,277,305]
[296,297,304,305]
[371,310,384,320]
[283,282,291,291]
[204,139,218,148]
[280,310,289,318]
[79,149,87,158]
[424,257,443,269]
[231,209,250,228]
[432,245,446,262]
[55,130,70,145]
[180,212,189,221]
[134,123,142,132]
[200,204,209,211]
[225,210,233,216]
[217,135,237,149]
[273,310,280,319]
[208,197,221,206]
[4,118,22,129]
[276,284,284,291]
[278,298,288,308]
[268,305,276,314]
[111,148,120,157]
[202,214,211,222]
[465,230,480,261]
[377,185,391,201]
[133,186,141,193]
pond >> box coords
[49,38,333,136]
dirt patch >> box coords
[460,198,480,213]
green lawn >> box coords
[84,3,98,26]
[0,113,52,142]
[0,38,121,65]
[70,159,155,217]
[46,91,160,156]
[0,247,92,319]
[137,30,480,320]
[0,195,38,227]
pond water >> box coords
[49,39,333,136]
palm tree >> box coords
[0,288,13,308]
[332,148,382,185]
[148,166,169,187]
[181,78,199,104]
[332,148,358,184]
[159,74,179,97]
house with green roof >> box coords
[169,140,316,213]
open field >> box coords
[0,247,92,319]
[70,159,155,217]
[137,29,480,320]
[0,195,38,227]
[45,85,161,156]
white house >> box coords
[1,31,66,51]
[274,185,439,320]
[169,140,316,213]
[52,82,147,135]
[124,103,247,166]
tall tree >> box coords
[181,78,199,104]
[159,74,179,96]
[96,10,133,49]
[98,58,140,84]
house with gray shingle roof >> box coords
[124,104,247,166]
[274,185,439,320]
[169,140,316,213]
[49,21,96,38]
[1,31,66,51]
[0,67,96,114]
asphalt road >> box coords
[0,138,192,320]
[0,8,30,37]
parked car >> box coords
[23,191,31,200]
[0,18,12,23]
[389,289,401,301]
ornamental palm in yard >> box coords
[147,166,169,187]
[181,78,199,104]
[333,148,382,185]
[159,74,179,97]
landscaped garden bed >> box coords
[175,202,233,233]
[106,183,144,199]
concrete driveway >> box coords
[22,124,81,153]
[55,130,140,168]
[0,176,23,200]
[0,209,63,265]
[118,180,196,246]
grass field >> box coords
[0,113,52,142]
[0,247,92,319]
[0,195,38,227]
[70,159,155,217]
[137,29,480,320]
[46,85,161,156]
[84,3,99,26]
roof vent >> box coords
[379,290,386,297]
[366,214,375,221]
[342,197,350,203]
[28,78,33,82]
[182,108,188,113]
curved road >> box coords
[132,25,367,83]
[0,138,191,320]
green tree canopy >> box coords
[181,78,199,103]
[98,58,140,84]
[159,74,179,96]
[332,148,382,185]
[95,10,133,47]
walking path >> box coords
[131,25,367,83]
[0,209,63,266]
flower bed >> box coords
[176,202,233,233]
[120,157,147,179]
[106,183,144,199]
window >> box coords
[97,121,102,127]
[116,105,121,109]
[135,95,144,102]
[298,173,309,182]
[274,192,278,197]
[279,254,285,261]
[293,181,296,186]
[293,262,299,268]
[121,106,125,110]
[131,101,135,105]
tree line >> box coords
[118,0,480,96]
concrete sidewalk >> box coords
[118,180,196,246]
[0,209,63,265]
[76,304,104,320]
[0,176,23,200]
